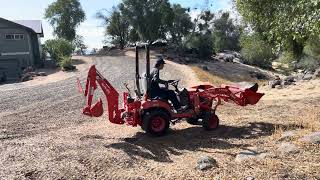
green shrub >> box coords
[59,56,76,71]
[184,33,214,58]
[297,55,320,71]
[240,33,275,69]
[44,39,74,62]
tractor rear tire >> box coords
[142,110,170,136]
[186,118,199,125]
[202,111,219,131]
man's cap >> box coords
[156,57,166,65]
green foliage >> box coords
[185,33,214,58]
[304,35,320,59]
[97,7,129,49]
[168,4,193,47]
[45,0,86,41]
[59,56,76,71]
[236,0,320,57]
[44,39,74,62]
[298,35,320,71]
[240,33,275,69]
[213,12,241,52]
[120,0,172,43]
[73,35,87,55]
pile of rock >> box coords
[269,67,320,89]
[294,68,320,81]
[21,67,47,82]
[213,51,244,64]
[269,75,295,89]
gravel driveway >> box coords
[0,55,193,179]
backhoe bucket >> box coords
[83,98,104,117]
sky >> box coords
[0,0,233,50]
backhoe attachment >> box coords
[77,65,124,124]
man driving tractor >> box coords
[150,57,187,113]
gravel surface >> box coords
[0,55,191,179]
[1,55,319,179]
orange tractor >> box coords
[77,46,264,136]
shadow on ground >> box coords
[103,122,298,162]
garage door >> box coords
[0,59,20,81]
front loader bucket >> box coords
[220,82,264,106]
[83,98,104,117]
[243,90,264,105]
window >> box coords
[5,34,24,40]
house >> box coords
[0,17,44,81]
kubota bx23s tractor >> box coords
[77,46,264,136]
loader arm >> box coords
[78,65,124,124]
[196,84,264,108]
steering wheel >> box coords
[166,79,180,91]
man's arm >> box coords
[151,69,167,84]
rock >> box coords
[296,73,305,81]
[301,132,320,144]
[303,74,313,81]
[246,176,255,180]
[202,66,209,71]
[269,80,282,88]
[233,58,243,64]
[275,85,282,89]
[235,150,257,162]
[281,81,292,86]
[196,156,217,170]
[277,142,299,154]
[39,72,47,76]
[21,73,33,82]
[284,76,295,82]
[313,68,320,79]
[279,131,296,141]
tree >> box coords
[213,12,241,52]
[240,33,275,69]
[44,39,74,62]
[120,0,172,43]
[168,4,193,47]
[97,7,129,49]
[45,0,86,41]
[73,35,87,55]
[236,0,320,57]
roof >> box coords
[0,17,44,37]
[13,20,44,37]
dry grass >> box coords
[191,66,230,85]
[189,66,320,179]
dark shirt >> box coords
[150,68,166,91]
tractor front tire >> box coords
[202,111,219,131]
[143,110,170,136]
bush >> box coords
[44,39,74,62]
[59,56,76,71]
[184,33,214,58]
[298,35,320,71]
[240,33,275,69]
[297,55,320,71]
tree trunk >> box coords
[292,40,304,58]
